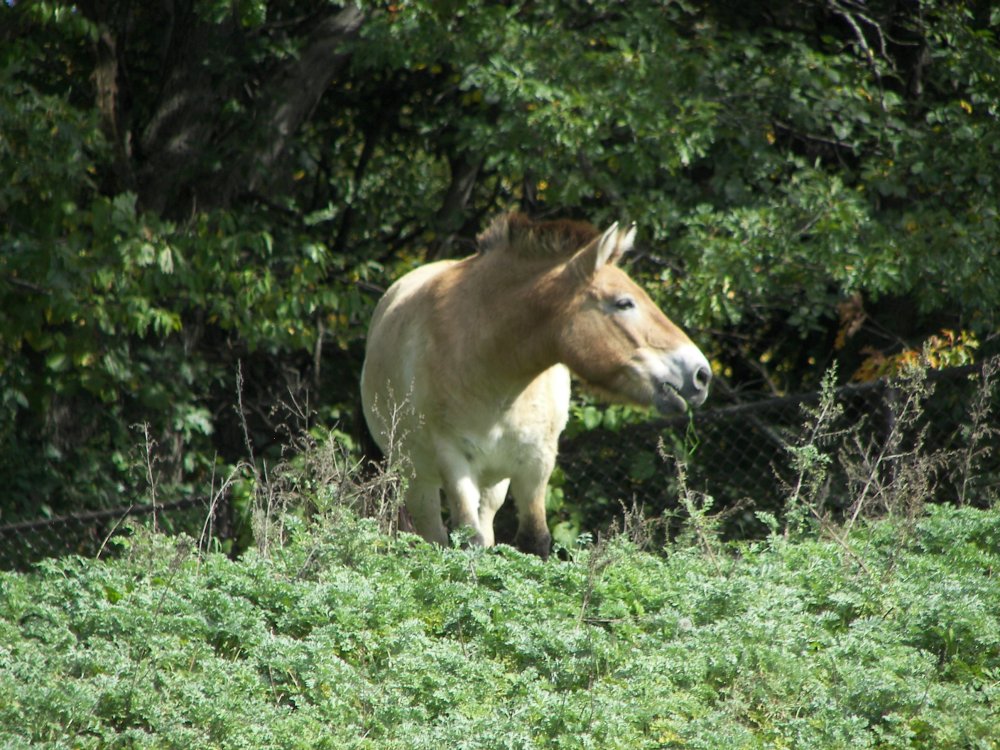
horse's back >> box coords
[365,259,456,346]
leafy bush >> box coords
[2,502,998,749]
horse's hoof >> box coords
[515,530,552,560]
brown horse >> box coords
[361,212,710,558]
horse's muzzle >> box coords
[654,345,712,413]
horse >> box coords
[360,212,711,558]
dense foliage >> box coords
[1,504,999,748]
[2,0,999,519]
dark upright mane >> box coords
[476,212,600,259]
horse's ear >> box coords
[614,223,637,264]
[572,221,635,276]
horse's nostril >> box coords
[694,365,712,391]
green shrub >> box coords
[2,503,998,749]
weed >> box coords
[658,439,726,568]
[5,359,997,749]
[132,422,162,533]
[349,391,413,536]
[609,497,666,552]
[773,357,999,552]
[780,364,847,536]
[842,363,938,530]
[4,502,999,748]
[955,355,1000,506]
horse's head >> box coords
[555,223,711,414]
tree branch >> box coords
[333,122,380,257]
[76,0,136,193]
[137,7,235,215]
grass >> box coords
[1,501,999,749]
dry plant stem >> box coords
[235,361,282,557]
[231,385,415,566]
[659,439,722,572]
[97,421,164,560]
[136,422,160,533]
[96,506,137,561]
[842,367,937,535]
[811,510,872,576]
[576,537,614,627]
[958,357,999,506]
[779,366,876,570]
[613,498,663,551]
[236,361,255,461]
[680,463,720,571]
[255,459,280,557]
[362,392,415,536]
[199,458,246,555]
[124,537,193,714]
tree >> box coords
[1,0,998,519]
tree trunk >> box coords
[135,5,365,217]
[427,153,482,259]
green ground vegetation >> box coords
[2,0,999,522]
[1,500,998,749]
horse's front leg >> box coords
[404,478,449,546]
[477,479,510,548]
[444,473,488,547]
[438,448,488,547]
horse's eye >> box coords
[614,297,636,311]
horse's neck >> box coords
[438,255,564,397]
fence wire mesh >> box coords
[557,362,999,538]
[0,498,216,571]
[1,363,996,569]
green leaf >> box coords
[45,352,67,372]
[581,406,602,431]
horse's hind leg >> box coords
[511,462,554,560]
[404,479,449,546]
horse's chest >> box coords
[463,422,550,484]
[459,365,571,482]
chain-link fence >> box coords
[557,362,999,537]
[2,363,996,569]
[0,497,223,571]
